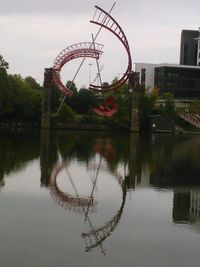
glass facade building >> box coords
[179,30,199,66]
[155,65,200,99]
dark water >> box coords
[0,130,200,267]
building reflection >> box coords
[173,189,200,225]
[39,131,200,233]
[147,136,200,226]
[1,129,200,252]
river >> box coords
[0,129,200,267]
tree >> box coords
[162,92,176,116]
[138,86,157,119]
[0,55,9,69]
[57,103,76,122]
[110,82,131,129]
[69,88,97,114]
[66,80,77,94]
[190,99,200,113]
[24,76,41,90]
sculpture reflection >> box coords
[1,129,200,253]
[49,161,97,213]
[38,133,200,240]
[82,176,127,254]
[46,136,130,254]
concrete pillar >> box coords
[41,68,53,129]
[40,129,51,187]
[129,72,140,132]
[131,90,140,132]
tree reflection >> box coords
[1,129,200,239]
[0,130,40,187]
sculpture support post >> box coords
[129,72,140,132]
[41,68,53,129]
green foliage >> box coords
[67,88,98,114]
[79,114,101,124]
[51,85,63,113]
[0,55,9,69]
[161,92,176,116]
[66,80,77,94]
[190,98,200,113]
[24,76,41,90]
[110,82,131,129]
[138,90,157,119]
[0,60,42,124]
[57,103,76,122]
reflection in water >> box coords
[81,177,127,254]
[173,188,200,225]
[46,136,129,254]
[1,129,200,260]
[49,161,97,213]
[0,130,40,187]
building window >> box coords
[141,68,146,84]
[183,43,188,64]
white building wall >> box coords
[135,63,157,90]
[196,28,200,66]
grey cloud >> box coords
[0,0,92,15]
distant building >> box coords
[154,64,200,99]
[135,63,156,89]
[179,29,199,66]
[135,28,200,99]
[196,28,200,66]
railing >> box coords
[179,113,200,129]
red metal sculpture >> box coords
[50,5,132,117]
[93,96,116,117]
[89,5,132,117]
[52,42,103,96]
[89,5,132,92]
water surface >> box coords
[0,130,200,267]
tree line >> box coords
[0,56,42,125]
[3,54,198,131]
[0,55,132,129]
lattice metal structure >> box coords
[49,162,97,214]
[89,5,132,92]
[52,42,103,96]
[42,4,133,120]
[82,178,127,253]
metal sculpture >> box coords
[48,4,133,117]
[52,42,103,96]
[89,5,132,92]
[93,96,116,117]
[82,179,127,253]
[48,140,128,254]
[88,5,132,116]
[49,161,97,213]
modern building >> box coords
[135,63,156,89]
[179,29,199,66]
[196,28,200,66]
[154,64,200,99]
[135,62,200,99]
[135,28,200,99]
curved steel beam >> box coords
[52,42,104,96]
[89,5,132,92]
[49,162,97,214]
[82,177,127,252]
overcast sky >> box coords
[1,0,200,88]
